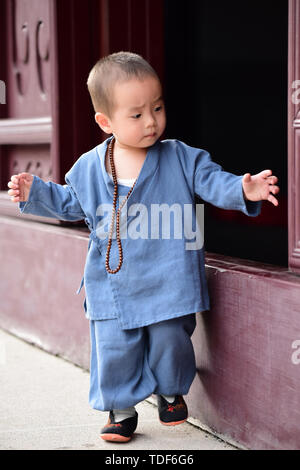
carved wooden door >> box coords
[1,0,53,181]
[0,0,164,223]
[0,0,100,223]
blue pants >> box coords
[89,314,197,411]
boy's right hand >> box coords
[7,172,34,202]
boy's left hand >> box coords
[242,170,280,206]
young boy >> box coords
[7,51,279,443]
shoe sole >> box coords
[159,418,187,426]
[100,433,132,442]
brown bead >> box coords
[105,137,137,274]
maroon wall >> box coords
[188,254,300,450]
[0,217,90,368]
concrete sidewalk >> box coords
[0,328,236,450]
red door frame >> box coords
[288,0,300,273]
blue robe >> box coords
[19,136,261,329]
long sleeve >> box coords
[18,175,86,221]
[194,149,262,217]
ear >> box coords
[95,112,112,134]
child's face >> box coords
[99,76,166,150]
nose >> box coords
[145,112,156,128]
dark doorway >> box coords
[163,0,288,266]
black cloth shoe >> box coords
[100,410,138,442]
[157,395,188,426]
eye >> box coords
[131,113,142,119]
[154,105,163,112]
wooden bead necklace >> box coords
[105,136,137,274]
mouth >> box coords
[145,133,157,138]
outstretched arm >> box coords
[7,172,86,221]
[242,170,280,206]
[194,150,262,216]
